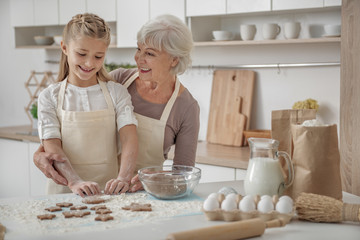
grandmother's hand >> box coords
[33,145,68,186]
[129,174,144,192]
[105,178,130,195]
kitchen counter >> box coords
[0,181,359,240]
[0,125,249,169]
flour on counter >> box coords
[0,192,203,237]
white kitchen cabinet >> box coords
[29,142,47,197]
[0,139,30,198]
[59,0,87,25]
[10,0,34,27]
[34,0,58,26]
[87,0,117,22]
[195,163,235,183]
[150,0,185,22]
[272,0,323,11]
[116,0,149,47]
[227,0,271,14]
[235,169,247,181]
[324,0,342,7]
[186,0,226,16]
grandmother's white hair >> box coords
[137,14,193,75]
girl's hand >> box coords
[69,181,101,198]
[129,174,144,192]
[104,178,130,195]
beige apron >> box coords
[124,72,180,171]
[47,79,118,194]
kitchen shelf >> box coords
[194,37,340,47]
[16,38,340,49]
[15,44,119,50]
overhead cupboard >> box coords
[10,0,341,48]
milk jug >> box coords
[244,138,294,196]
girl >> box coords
[37,13,138,197]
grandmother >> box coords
[34,14,200,193]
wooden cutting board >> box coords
[206,70,255,147]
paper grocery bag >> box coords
[271,109,317,156]
[286,124,342,200]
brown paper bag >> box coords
[286,124,342,200]
[271,109,317,156]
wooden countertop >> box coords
[168,141,249,169]
[0,125,40,143]
[0,125,249,169]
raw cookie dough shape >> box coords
[37,214,56,220]
[95,209,112,214]
[95,214,114,222]
[45,206,62,212]
[91,205,107,211]
[56,202,73,207]
[82,196,106,204]
[62,210,91,218]
[122,203,152,212]
[70,205,88,210]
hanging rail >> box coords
[190,62,340,70]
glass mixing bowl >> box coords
[138,165,201,200]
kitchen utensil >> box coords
[53,35,62,45]
[206,70,255,147]
[284,22,301,39]
[244,138,294,196]
[34,36,54,45]
[295,192,360,223]
[243,129,271,145]
[212,30,233,41]
[166,218,286,240]
[262,23,280,40]
[240,24,256,40]
[138,165,201,200]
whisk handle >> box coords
[343,203,360,222]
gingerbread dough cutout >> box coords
[95,214,114,222]
[37,214,56,220]
[95,209,112,214]
[70,205,88,210]
[45,206,62,212]
[82,196,105,204]
[122,203,152,212]
[91,205,107,211]
[62,210,91,218]
[56,202,73,207]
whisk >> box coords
[295,192,360,223]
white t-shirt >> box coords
[38,79,138,140]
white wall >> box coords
[0,0,340,142]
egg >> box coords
[257,197,274,213]
[276,199,293,214]
[203,196,220,211]
[239,196,256,212]
[221,198,237,211]
[225,193,237,202]
[207,192,219,199]
[279,195,293,205]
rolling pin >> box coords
[166,218,286,240]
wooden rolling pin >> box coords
[166,218,286,240]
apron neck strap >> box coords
[125,72,180,121]
[160,77,180,121]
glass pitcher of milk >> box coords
[244,138,294,196]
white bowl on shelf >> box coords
[34,36,54,45]
[212,31,233,41]
[53,35,62,45]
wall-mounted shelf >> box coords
[16,38,339,50]
[194,37,340,47]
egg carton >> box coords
[202,208,294,223]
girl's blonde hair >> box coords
[57,13,112,82]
